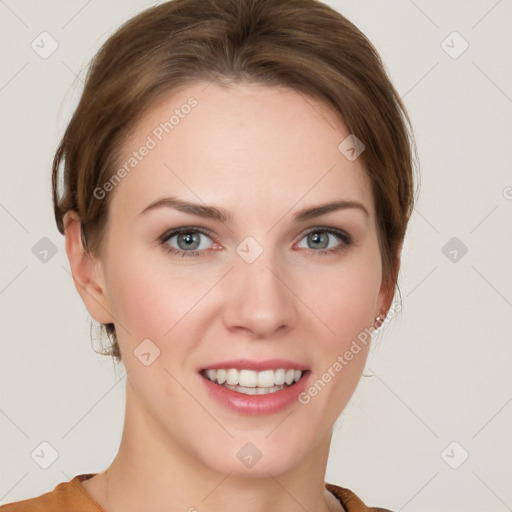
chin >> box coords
[196,438,307,478]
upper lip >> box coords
[199,359,309,372]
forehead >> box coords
[108,81,375,223]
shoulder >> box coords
[325,482,394,512]
[0,475,103,512]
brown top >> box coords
[0,474,393,512]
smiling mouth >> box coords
[200,368,309,395]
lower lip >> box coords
[199,371,311,415]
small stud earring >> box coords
[374,313,385,329]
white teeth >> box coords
[216,369,226,384]
[224,383,287,395]
[202,368,304,387]
[274,368,286,385]
[284,369,295,385]
[257,370,274,387]
[240,369,258,387]
[226,369,239,385]
[206,369,217,382]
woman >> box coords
[0,0,416,510]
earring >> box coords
[374,313,385,329]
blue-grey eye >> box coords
[297,229,347,251]
[165,230,213,251]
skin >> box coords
[64,80,396,512]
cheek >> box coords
[104,247,215,344]
[313,251,381,401]
[300,262,379,411]
[107,266,165,338]
[305,254,382,342]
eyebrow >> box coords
[138,195,369,223]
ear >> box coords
[63,211,114,325]
[376,243,402,318]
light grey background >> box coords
[1,1,511,510]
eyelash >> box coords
[159,226,352,258]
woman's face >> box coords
[89,80,390,475]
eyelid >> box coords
[298,225,352,243]
[160,226,215,242]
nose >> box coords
[222,248,298,339]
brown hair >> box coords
[52,0,418,363]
